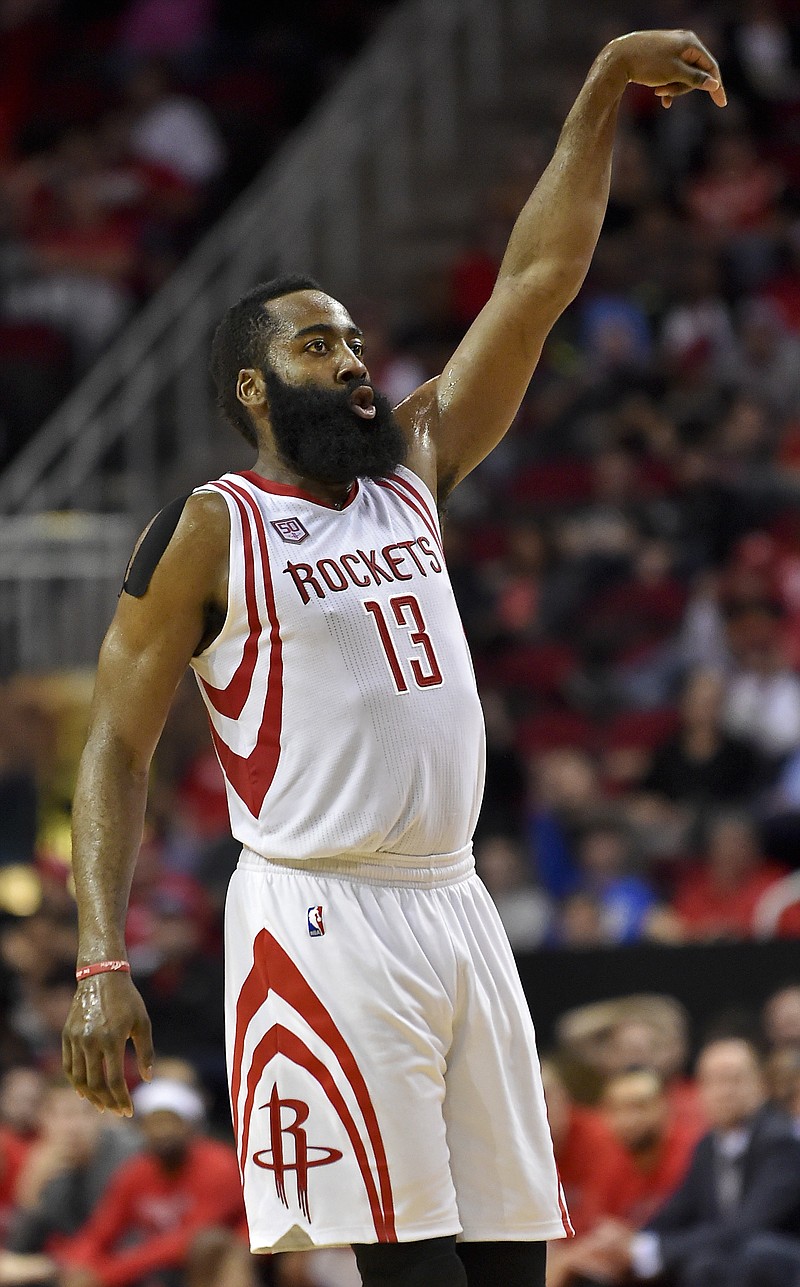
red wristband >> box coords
[75,960,131,982]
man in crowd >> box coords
[0,1077,138,1282]
[548,1069,695,1286]
[9,1077,245,1287]
[591,1038,800,1285]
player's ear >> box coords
[237,368,266,409]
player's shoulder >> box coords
[179,487,231,544]
[122,487,230,601]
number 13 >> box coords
[364,595,443,693]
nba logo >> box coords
[307,905,325,937]
[272,517,309,544]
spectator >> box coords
[549,1069,696,1286]
[660,251,736,374]
[724,605,800,759]
[525,750,602,900]
[555,995,705,1135]
[474,835,551,952]
[488,520,551,644]
[4,173,137,365]
[8,965,78,1074]
[133,883,225,1114]
[642,669,763,814]
[540,1060,622,1238]
[0,1078,138,1269]
[725,1,800,124]
[0,1119,27,1244]
[53,1077,244,1287]
[553,891,609,949]
[592,1037,800,1285]
[473,690,526,840]
[125,62,227,189]
[596,1070,698,1227]
[683,131,783,240]
[763,1046,800,1116]
[0,1067,43,1147]
[671,812,787,941]
[608,1020,707,1145]
[572,823,659,945]
[726,299,800,422]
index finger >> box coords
[680,39,727,106]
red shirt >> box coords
[555,1106,626,1236]
[594,1119,696,1227]
[673,863,787,940]
[60,1137,244,1287]
[0,1127,27,1239]
[666,1078,707,1146]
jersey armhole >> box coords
[188,484,235,661]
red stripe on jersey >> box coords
[198,485,260,719]
[374,479,442,555]
[232,929,396,1240]
[241,1024,391,1238]
[199,481,283,817]
[390,472,442,548]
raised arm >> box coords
[62,492,229,1116]
[397,30,725,497]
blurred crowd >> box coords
[444,0,800,955]
[2,0,800,1284]
[0,984,796,1285]
[0,0,395,464]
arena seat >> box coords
[604,707,680,751]
[516,709,595,755]
[493,642,577,700]
[509,459,594,506]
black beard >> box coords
[263,368,407,485]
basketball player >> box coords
[62,31,725,1287]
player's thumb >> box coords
[132,1011,155,1082]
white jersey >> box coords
[190,466,485,862]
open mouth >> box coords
[349,385,376,420]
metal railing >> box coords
[0,0,543,521]
[0,513,136,673]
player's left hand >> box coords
[608,29,727,110]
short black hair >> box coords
[209,274,323,447]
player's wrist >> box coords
[587,40,632,105]
[75,959,131,982]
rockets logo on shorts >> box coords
[252,1084,342,1220]
[307,905,325,937]
[271,516,308,543]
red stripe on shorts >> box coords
[241,1023,391,1237]
[232,929,396,1240]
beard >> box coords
[263,368,407,485]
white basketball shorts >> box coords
[225,846,573,1253]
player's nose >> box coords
[336,348,368,383]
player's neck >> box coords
[250,450,353,509]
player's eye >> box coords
[306,339,327,353]
[352,341,364,357]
